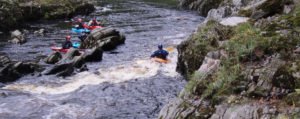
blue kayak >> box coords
[72,42,80,48]
[71,28,90,33]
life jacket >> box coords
[77,22,85,29]
[62,41,73,49]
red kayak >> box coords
[88,26,102,30]
[51,47,85,53]
[51,46,69,53]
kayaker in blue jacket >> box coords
[151,44,169,60]
[62,35,73,49]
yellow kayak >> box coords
[151,58,170,63]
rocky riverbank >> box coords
[0,0,94,32]
[159,0,300,118]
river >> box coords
[0,0,203,118]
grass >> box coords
[184,21,299,101]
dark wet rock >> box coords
[80,27,126,51]
[9,30,26,44]
[178,0,223,16]
[0,55,11,66]
[44,48,86,77]
[44,52,62,64]
[83,46,103,62]
[0,61,40,83]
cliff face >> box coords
[0,0,95,32]
[160,0,300,118]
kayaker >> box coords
[62,35,73,49]
[76,18,88,29]
[78,32,89,42]
[150,44,169,60]
[88,18,101,26]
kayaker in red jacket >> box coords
[76,18,88,29]
[88,18,101,26]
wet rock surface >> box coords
[80,27,125,51]
[9,30,27,44]
[0,61,40,83]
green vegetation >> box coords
[184,18,299,103]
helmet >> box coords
[78,18,82,22]
[93,17,97,21]
[158,44,163,49]
[66,35,71,41]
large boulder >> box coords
[176,21,232,77]
[44,48,87,77]
[80,27,126,51]
[83,46,103,62]
[239,0,286,19]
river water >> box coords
[0,0,203,118]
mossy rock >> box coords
[177,20,233,77]
[179,0,223,16]
[284,92,300,106]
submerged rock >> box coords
[0,55,11,66]
[9,30,26,44]
[80,27,126,51]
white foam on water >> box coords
[3,59,163,95]
[160,48,180,77]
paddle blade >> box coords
[166,47,175,52]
